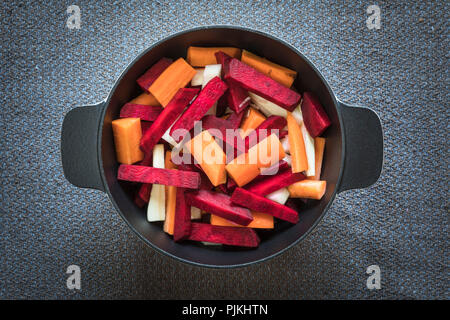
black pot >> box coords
[61,26,383,268]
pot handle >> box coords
[61,101,106,191]
[337,101,383,193]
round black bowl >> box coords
[61,26,383,268]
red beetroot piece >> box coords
[300,92,331,137]
[173,188,191,241]
[226,108,246,129]
[135,183,152,206]
[185,189,253,226]
[215,51,250,114]
[245,167,305,196]
[231,187,299,224]
[140,88,199,165]
[137,57,173,92]
[170,77,228,142]
[224,58,301,111]
[245,115,287,150]
[202,115,246,154]
[117,164,200,189]
[120,103,163,121]
[187,223,260,247]
[176,162,215,190]
[141,121,152,136]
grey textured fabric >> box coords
[0,0,448,299]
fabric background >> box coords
[0,0,448,299]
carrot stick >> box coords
[240,107,266,138]
[241,50,297,88]
[111,118,144,164]
[129,92,161,106]
[163,151,177,235]
[311,137,326,180]
[186,130,227,187]
[288,180,327,200]
[149,58,197,107]
[225,152,261,187]
[210,211,274,229]
[287,112,308,173]
[187,46,241,67]
[247,133,285,168]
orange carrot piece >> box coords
[287,112,308,173]
[247,133,285,168]
[187,46,241,67]
[129,92,161,106]
[311,137,326,180]
[149,58,196,107]
[165,151,177,170]
[240,107,266,138]
[288,180,326,200]
[163,151,177,235]
[225,152,261,187]
[210,211,274,229]
[186,130,227,187]
[111,118,144,164]
[241,50,297,88]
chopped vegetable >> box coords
[187,223,260,247]
[286,112,308,173]
[173,187,191,241]
[225,152,261,187]
[191,68,204,86]
[247,133,285,168]
[185,189,253,226]
[231,188,299,224]
[137,57,173,92]
[111,118,144,164]
[139,88,199,157]
[311,137,326,180]
[129,92,161,106]
[147,144,165,222]
[227,109,246,129]
[202,64,222,115]
[187,46,241,67]
[245,115,287,150]
[211,211,274,229]
[288,180,327,200]
[244,167,305,196]
[118,164,200,189]
[265,187,290,205]
[300,92,331,137]
[224,58,301,111]
[186,130,227,187]
[149,58,197,107]
[191,207,202,220]
[302,122,315,177]
[120,103,163,121]
[170,77,228,142]
[135,183,152,207]
[141,121,152,136]
[240,107,266,138]
[163,151,177,235]
[240,50,297,87]
[280,136,290,154]
[215,51,251,114]
[291,104,315,176]
[248,92,287,118]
